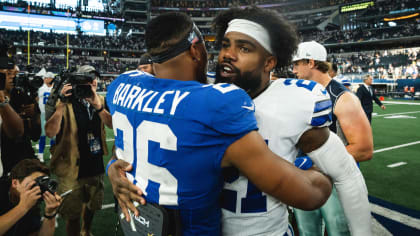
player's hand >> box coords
[108,159,145,221]
[381,105,386,110]
[43,192,62,217]
[17,178,42,212]
[60,84,72,97]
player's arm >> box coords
[0,90,24,138]
[297,127,372,236]
[335,92,373,162]
[221,130,332,210]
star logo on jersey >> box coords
[241,103,255,111]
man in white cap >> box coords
[45,65,112,236]
[292,41,373,236]
[37,72,54,162]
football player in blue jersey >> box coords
[106,12,333,236]
[212,6,372,236]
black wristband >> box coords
[95,104,104,113]
[43,212,57,219]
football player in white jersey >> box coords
[37,72,54,162]
[213,6,372,236]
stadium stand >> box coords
[0,0,418,81]
[1,1,420,236]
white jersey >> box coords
[38,84,52,114]
[222,79,332,236]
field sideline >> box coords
[34,98,420,235]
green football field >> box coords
[36,98,420,235]
[360,99,420,211]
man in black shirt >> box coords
[45,65,112,236]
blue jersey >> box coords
[106,70,258,235]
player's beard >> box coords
[215,63,262,96]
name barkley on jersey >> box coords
[111,82,189,116]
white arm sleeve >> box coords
[307,132,372,236]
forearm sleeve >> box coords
[307,132,372,236]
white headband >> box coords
[225,19,273,54]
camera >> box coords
[10,71,44,109]
[34,175,58,195]
[67,72,95,99]
[45,70,96,120]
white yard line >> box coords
[383,101,420,105]
[374,111,420,117]
[33,139,115,148]
[371,203,420,230]
[374,141,420,153]
[387,162,407,168]
[101,203,115,210]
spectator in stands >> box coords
[0,63,25,200]
[45,65,112,236]
[356,74,386,123]
[0,159,62,236]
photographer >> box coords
[0,66,24,176]
[45,65,111,236]
[0,158,62,236]
[0,64,40,177]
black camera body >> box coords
[10,72,44,109]
[45,71,95,120]
[67,72,95,99]
[34,175,58,195]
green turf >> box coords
[36,97,420,235]
[360,98,420,211]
